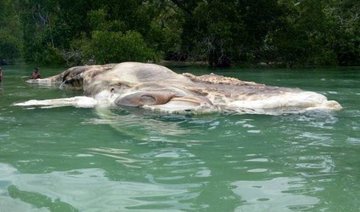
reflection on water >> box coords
[83,107,198,140]
[86,147,141,168]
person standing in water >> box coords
[0,67,3,82]
[31,67,41,79]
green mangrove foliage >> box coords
[0,0,359,67]
[0,0,22,63]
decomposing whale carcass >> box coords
[15,62,342,115]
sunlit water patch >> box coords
[0,164,200,211]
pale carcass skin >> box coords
[16,62,342,115]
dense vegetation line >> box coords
[0,0,359,67]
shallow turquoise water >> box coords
[0,65,359,211]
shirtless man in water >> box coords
[0,67,3,82]
[31,67,41,79]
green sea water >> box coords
[0,65,359,211]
